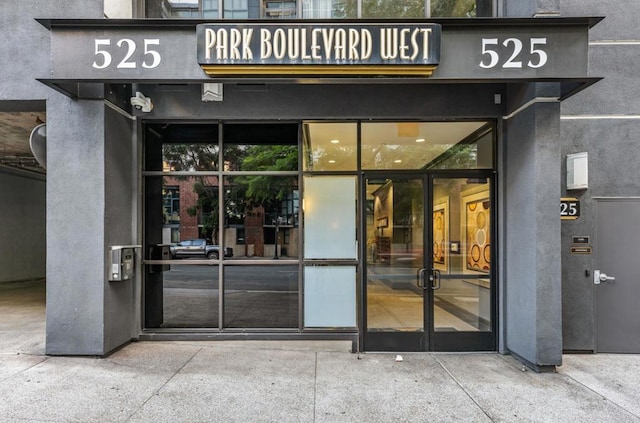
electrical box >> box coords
[567,152,588,190]
[109,246,138,282]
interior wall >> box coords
[0,168,46,283]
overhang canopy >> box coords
[37,17,602,101]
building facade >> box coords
[1,0,637,370]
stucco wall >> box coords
[0,1,103,102]
[560,0,640,351]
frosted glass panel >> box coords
[304,176,357,259]
[304,266,356,327]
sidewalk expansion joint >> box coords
[124,346,203,422]
[561,371,640,421]
[432,355,496,422]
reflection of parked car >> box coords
[169,239,233,259]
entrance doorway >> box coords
[142,120,497,351]
[364,174,495,351]
[595,199,640,353]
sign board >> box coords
[40,18,594,84]
[572,236,590,244]
[561,197,580,220]
[196,23,441,77]
[570,246,592,255]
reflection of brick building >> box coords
[244,207,265,257]
[163,177,275,257]
[162,176,218,243]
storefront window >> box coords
[429,126,494,170]
[431,0,492,17]
[362,0,424,18]
[304,266,357,327]
[225,176,299,259]
[303,122,357,171]
[144,123,219,172]
[145,0,493,18]
[223,123,298,172]
[303,0,356,18]
[361,122,493,170]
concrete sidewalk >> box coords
[2,280,640,422]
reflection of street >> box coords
[161,264,298,328]
[163,265,298,291]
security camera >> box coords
[130,91,153,112]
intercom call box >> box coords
[109,246,139,281]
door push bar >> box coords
[416,268,441,290]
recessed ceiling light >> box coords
[330,139,340,144]
[328,160,336,163]
[416,138,426,143]
[394,159,402,163]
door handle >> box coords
[594,270,616,285]
[417,268,426,289]
[431,268,441,290]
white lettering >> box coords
[301,28,311,60]
[242,28,253,60]
[361,29,372,60]
[205,29,215,60]
[399,28,411,60]
[334,29,346,60]
[322,28,335,60]
[230,29,242,60]
[287,28,300,60]
[348,29,359,60]
[273,28,286,60]
[380,28,398,60]
[216,29,228,60]
[261,28,272,59]
[421,28,431,60]
[311,29,322,59]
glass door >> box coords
[363,173,495,351]
[429,174,495,351]
[364,175,428,351]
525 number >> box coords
[92,39,162,70]
[479,37,548,70]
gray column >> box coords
[46,95,107,355]
[103,105,138,353]
[503,84,563,369]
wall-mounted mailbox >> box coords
[109,245,141,282]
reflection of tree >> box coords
[429,144,478,170]
[431,0,477,17]
[307,146,356,170]
[341,0,477,17]
[393,180,423,226]
[237,145,297,210]
[163,144,217,171]
[163,143,298,242]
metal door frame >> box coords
[360,170,497,352]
